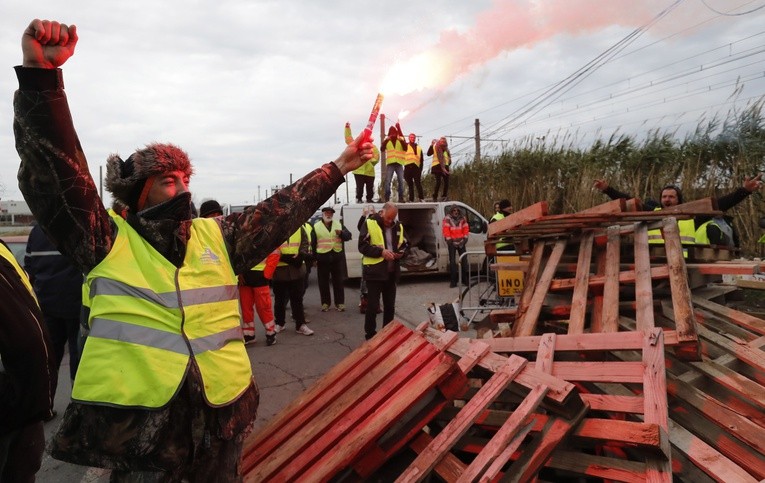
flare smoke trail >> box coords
[382,0,673,96]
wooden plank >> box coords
[512,242,545,336]
[661,197,718,213]
[439,408,666,452]
[667,418,759,483]
[485,330,680,354]
[668,400,765,479]
[458,386,549,482]
[694,323,765,374]
[580,393,645,414]
[686,263,763,275]
[408,431,467,482]
[692,296,765,336]
[661,217,699,360]
[642,328,672,481]
[602,225,622,332]
[396,355,528,483]
[568,232,594,334]
[535,333,556,374]
[591,243,607,333]
[242,322,414,471]
[253,338,446,480]
[687,359,765,412]
[551,361,645,383]
[547,450,647,483]
[420,328,581,411]
[550,265,670,291]
[457,339,491,374]
[666,373,765,457]
[298,353,462,481]
[577,198,627,214]
[504,402,589,483]
[634,223,656,331]
[487,201,549,238]
[514,239,567,337]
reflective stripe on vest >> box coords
[75,214,251,408]
[646,209,696,245]
[276,228,303,266]
[385,138,406,165]
[362,218,405,266]
[314,220,342,253]
[405,144,422,167]
[431,148,450,169]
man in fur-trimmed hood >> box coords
[14,18,375,480]
[105,143,193,213]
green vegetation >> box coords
[441,100,765,257]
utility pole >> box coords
[380,114,387,200]
[474,119,481,162]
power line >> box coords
[699,0,765,16]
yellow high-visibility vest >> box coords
[384,138,406,166]
[75,214,251,408]
[405,144,422,167]
[276,228,303,266]
[362,218,405,266]
[314,220,343,253]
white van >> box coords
[339,201,489,279]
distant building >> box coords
[0,199,35,225]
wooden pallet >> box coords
[486,205,701,359]
[403,327,588,482]
[241,322,468,481]
[470,328,674,482]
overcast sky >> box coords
[1,0,764,208]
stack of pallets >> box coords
[240,197,764,481]
[473,197,765,481]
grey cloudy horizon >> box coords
[1,0,763,208]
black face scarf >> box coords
[127,192,194,267]
[138,191,194,223]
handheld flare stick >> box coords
[359,93,384,146]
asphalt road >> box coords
[35,271,470,482]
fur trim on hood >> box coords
[105,143,194,210]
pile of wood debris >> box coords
[242,197,765,482]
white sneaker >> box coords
[296,325,314,336]
[274,325,285,334]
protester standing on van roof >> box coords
[358,202,409,340]
[381,123,407,202]
[427,137,451,201]
[345,122,380,203]
[404,132,425,202]
[13,18,372,480]
[312,206,351,312]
